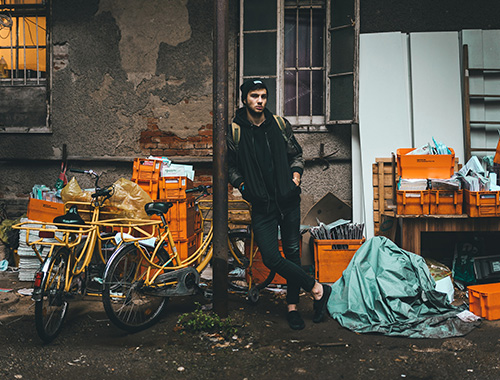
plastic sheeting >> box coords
[61,177,152,220]
[327,236,479,338]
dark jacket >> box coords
[227,107,304,210]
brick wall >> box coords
[140,117,213,157]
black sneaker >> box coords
[313,284,332,323]
[287,310,305,330]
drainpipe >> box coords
[212,0,229,317]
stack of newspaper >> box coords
[309,219,364,241]
[16,218,63,281]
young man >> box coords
[227,78,332,330]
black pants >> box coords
[251,201,315,305]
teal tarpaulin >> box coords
[327,236,478,338]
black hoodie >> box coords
[227,107,304,211]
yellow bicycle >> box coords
[13,169,159,343]
[101,185,276,332]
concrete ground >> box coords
[1,269,500,380]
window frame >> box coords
[239,0,359,132]
[0,0,51,134]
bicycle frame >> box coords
[118,198,258,290]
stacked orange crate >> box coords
[396,148,457,215]
[464,190,500,217]
[158,175,201,261]
[429,190,463,215]
[396,190,430,215]
[131,158,162,200]
[159,176,194,200]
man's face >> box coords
[244,88,268,114]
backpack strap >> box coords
[231,122,241,147]
[273,115,289,143]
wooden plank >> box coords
[373,157,398,236]
[372,163,395,174]
[373,186,395,200]
[373,176,394,187]
[399,216,500,255]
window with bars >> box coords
[240,0,358,131]
[284,0,325,124]
[0,0,49,133]
[0,0,47,85]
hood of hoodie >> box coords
[233,107,274,129]
[230,107,300,209]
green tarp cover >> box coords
[327,236,478,338]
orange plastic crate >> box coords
[429,190,463,215]
[164,197,196,240]
[468,282,500,320]
[246,240,302,285]
[171,233,199,261]
[464,190,500,217]
[159,176,193,200]
[27,198,65,223]
[131,158,162,182]
[396,190,430,215]
[314,239,365,283]
[133,179,159,200]
[397,148,455,179]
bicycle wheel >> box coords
[227,230,275,293]
[34,247,70,343]
[102,243,168,333]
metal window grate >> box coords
[0,0,46,86]
[284,0,325,119]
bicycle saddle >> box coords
[53,205,86,226]
[145,202,173,216]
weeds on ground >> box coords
[176,303,238,338]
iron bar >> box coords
[212,0,229,317]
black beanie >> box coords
[240,78,268,103]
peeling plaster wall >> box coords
[0,0,225,205]
[0,0,352,217]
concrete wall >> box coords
[0,0,354,219]
[0,0,230,210]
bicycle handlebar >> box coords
[69,168,113,205]
[186,185,211,194]
[91,187,113,199]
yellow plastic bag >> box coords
[61,177,92,204]
[108,178,152,219]
[61,177,152,220]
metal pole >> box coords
[212,0,229,317]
